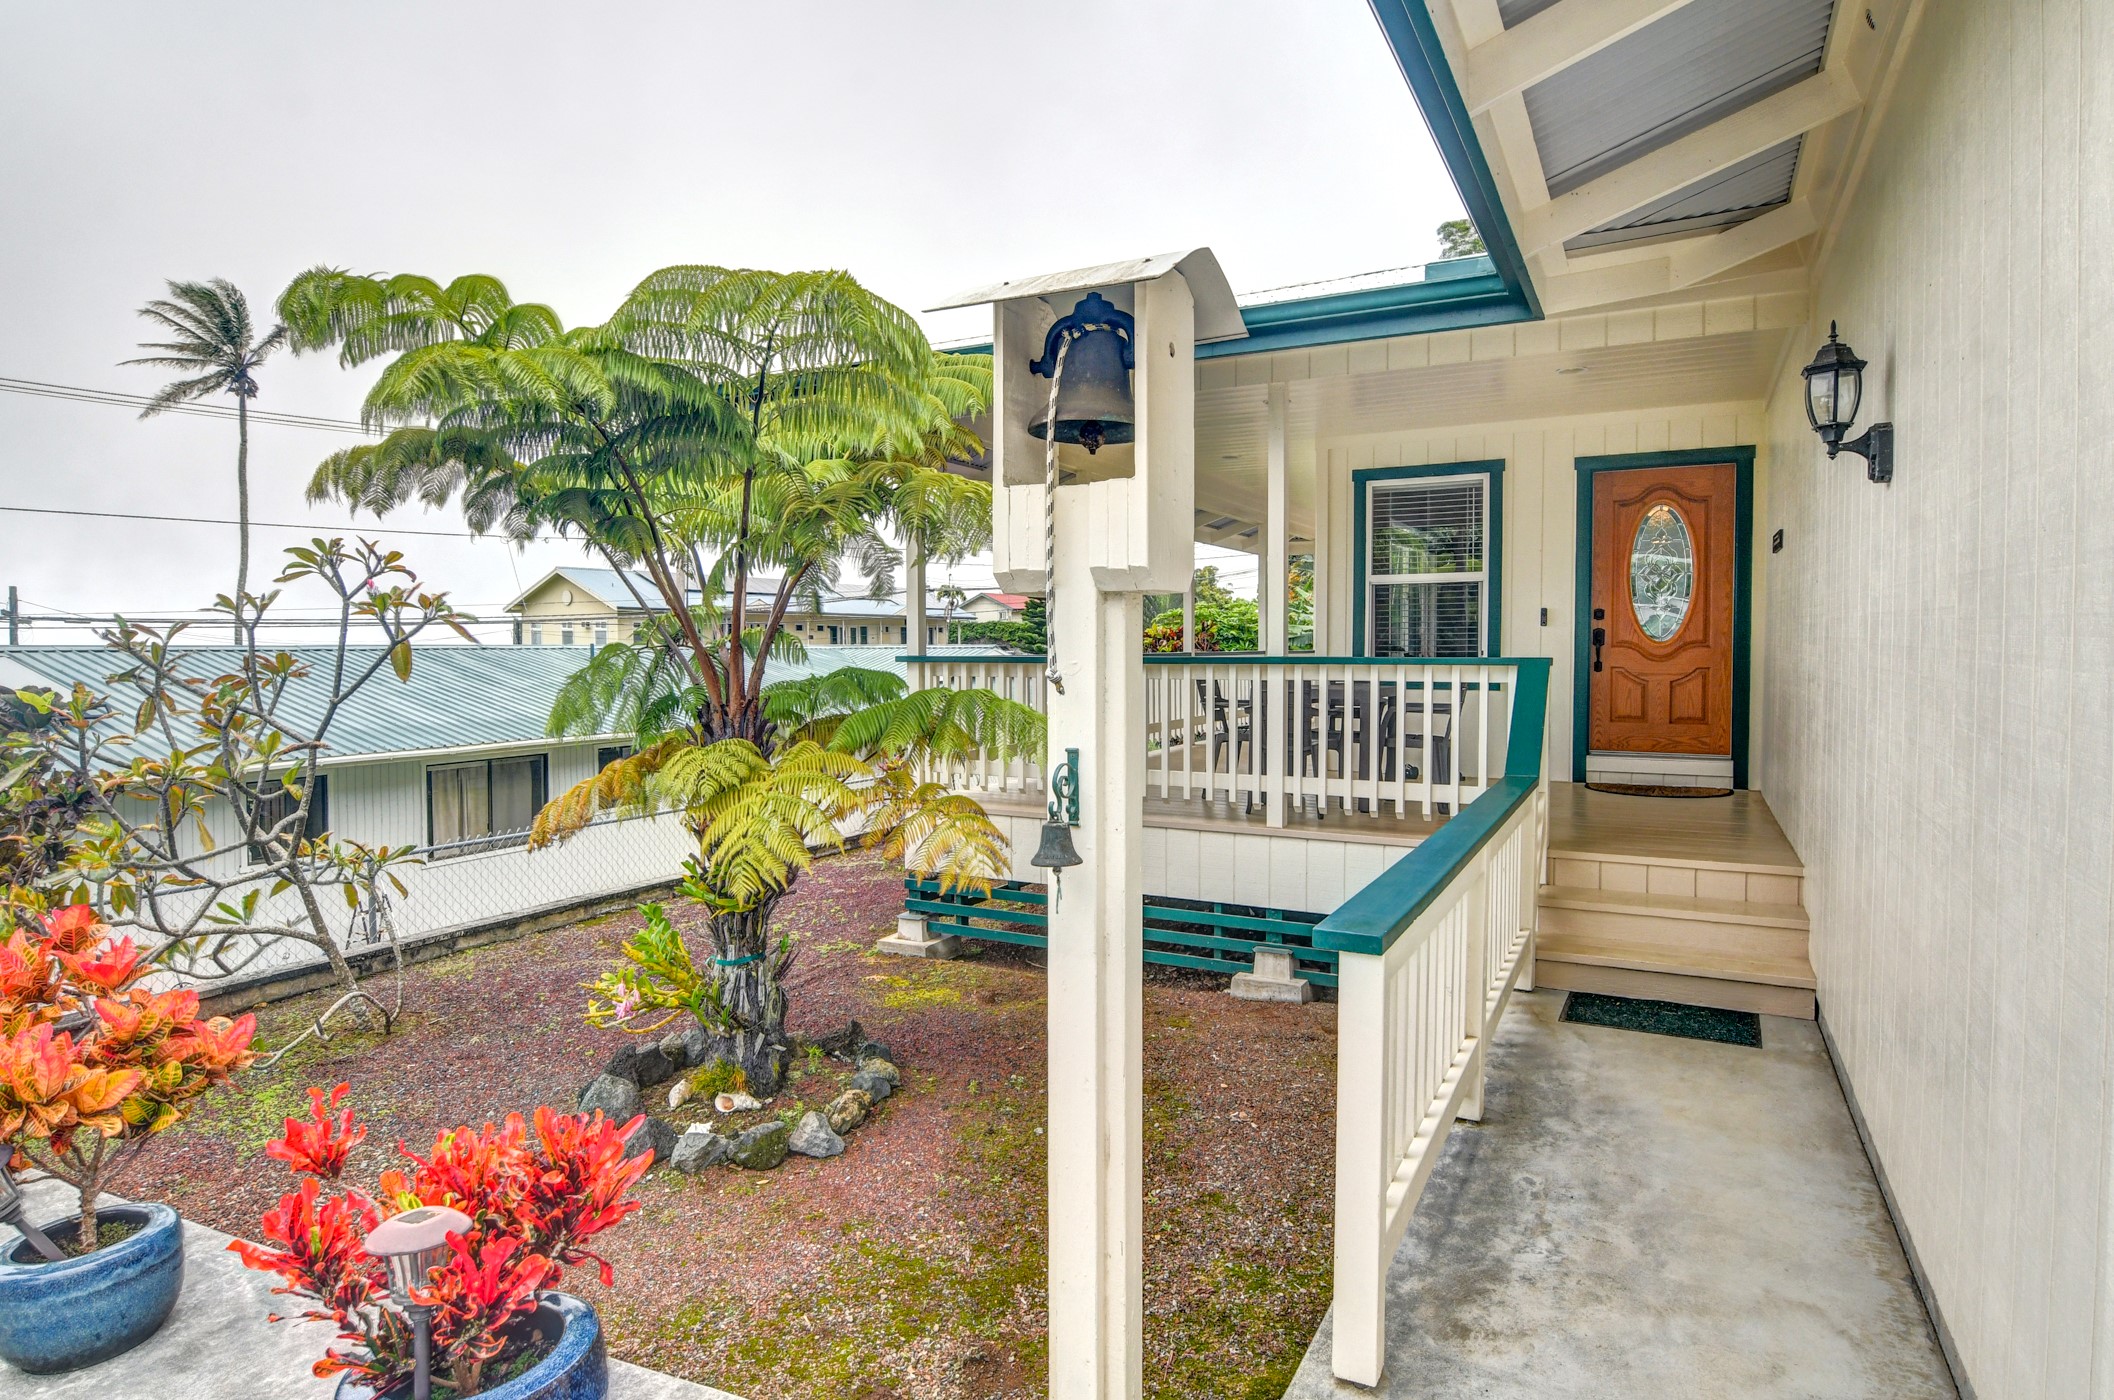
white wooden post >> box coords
[1457,854,1489,1124]
[1263,384,1289,827]
[1332,950,1389,1387]
[1045,486,1147,1400]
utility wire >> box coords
[0,377,375,434]
[0,502,570,543]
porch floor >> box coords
[1283,990,1956,1399]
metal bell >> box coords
[1028,292,1136,455]
[1029,818,1082,870]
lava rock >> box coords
[629,1046,678,1089]
[729,1121,790,1171]
[849,1070,893,1103]
[671,1127,734,1173]
[677,1027,718,1067]
[856,1057,901,1087]
[787,1111,845,1159]
[854,1039,896,1067]
[603,1045,646,1083]
[812,1021,866,1058]
[578,1073,641,1120]
[622,1116,677,1166]
[825,1089,873,1134]
[739,1042,790,1098]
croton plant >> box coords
[234,1086,649,1397]
[0,903,258,1242]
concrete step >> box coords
[1535,931,1817,1019]
[1537,885,1811,962]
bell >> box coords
[1029,818,1083,870]
[1028,293,1136,455]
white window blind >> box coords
[1366,476,1488,658]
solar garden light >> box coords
[0,1161,65,1263]
[364,1204,471,1400]
[1801,321,1894,483]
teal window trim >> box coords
[1351,460,1506,658]
[1313,657,1550,956]
[1570,447,1756,789]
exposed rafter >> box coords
[1516,68,1861,255]
[1463,0,1705,115]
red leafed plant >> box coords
[231,1085,649,1397]
[0,903,257,1243]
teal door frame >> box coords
[1572,447,1755,789]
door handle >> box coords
[1591,626,1606,672]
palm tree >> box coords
[281,265,1037,1090]
[935,583,970,643]
[125,280,288,637]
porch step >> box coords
[1535,934,1817,1020]
[1536,886,1810,963]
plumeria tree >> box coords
[26,538,472,1007]
[0,904,257,1244]
[282,266,1038,1091]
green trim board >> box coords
[1312,657,1549,957]
[1350,460,1506,658]
[1570,447,1756,790]
[902,653,1544,669]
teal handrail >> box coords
[1310,657,1550,958]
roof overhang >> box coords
[930,248,1248,345]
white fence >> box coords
[138,812,697,988]
[911,653,1512,822]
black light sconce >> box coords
[1801,322,1893,483]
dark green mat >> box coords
[1560,991,1761,1047]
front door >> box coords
[1588,463,1737,757]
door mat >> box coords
[1584,782,1733,798]
[1560,991,1761,1047]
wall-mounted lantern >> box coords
[1800,322,1893,483]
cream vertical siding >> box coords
[1757,4,2113,1395]
[1316,402,1771,781]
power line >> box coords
[0,377,376,434]
[0,502,571,543]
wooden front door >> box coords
[1588,463,1737,755]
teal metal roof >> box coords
[0,643,963,764]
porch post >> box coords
[904,536,926,658]
[1045,483,1146,1400]
[1181,583,1195,654]
[1263,384,1289,655]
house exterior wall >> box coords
[1755,5,2114,1395]
[1314,401,1772,783]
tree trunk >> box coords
[705,900,790,1095]
[235,394,250,644]
[77,1176,98,1249]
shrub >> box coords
[0,904,257,1245]
[232,1086,650,1397]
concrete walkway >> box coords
[1284,990,1956,1400]
[0,1178,740,1400]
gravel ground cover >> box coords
[120,850,1337,1400]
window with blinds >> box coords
[1366,475,1488,657]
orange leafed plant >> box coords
[0,904,256,1239]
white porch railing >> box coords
[907,652,1515,822]
[1314,657,1550,1386]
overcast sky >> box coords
[0,0,1462,644]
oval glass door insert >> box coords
[1629,503,1694,642]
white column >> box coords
[1181,582,1195,654]
[1315,446,1338,655]
[1262,384,1289,655]
[904,536,927,658]
[1046,483,1145,1400]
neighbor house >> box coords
[506,565,951,648]
[894,1,2109,1395]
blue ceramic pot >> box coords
[0,1202,185,1374]
[335,1292,607,1400]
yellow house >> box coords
[504,566,950,648]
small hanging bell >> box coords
[1030,818,1083,870]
